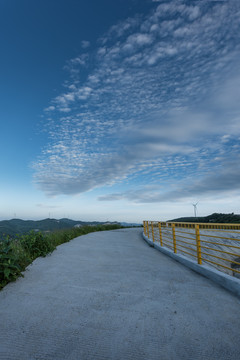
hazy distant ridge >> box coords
[0,218,123,237]
[170,213,240,224]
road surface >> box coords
[0,228,239,359]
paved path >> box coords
[0,228,240,360]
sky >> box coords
[1,0,240,222]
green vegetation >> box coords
[0,224,122,290]
[170,213,240,224]
[0,218,121,237]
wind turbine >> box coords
[192,202,199,218]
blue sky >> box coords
[1,0,240,222]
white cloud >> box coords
[76,86,92,100]
[44,105,55,112]
[81,40,90,49]
[187,6,201,21]
[70,54,88,66]
[126,33,153,46]
[34,0,240,201]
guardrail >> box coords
[143,220,240,278]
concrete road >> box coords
[0,228,240,360]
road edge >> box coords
[142,232,240,298]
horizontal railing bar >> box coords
[162,233,173,238]
[176,249,197,258]
[174,234,196,242]
[201,252,240,265]
[173,238,196,246]
[202,259,240,274]
[175,230,197,236]
[199,241,240,250]
[162,242,174,249]
[200,245,240,257]
[199,233,240,242]
[175,243,197,253]
[145,220,240,231]
[162,239,173,246]
[162,234,174,241]
[161,235,173,241]
[167,221,240,227]
[200,229,240,234]
[175,228,240,236]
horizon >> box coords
[1,212,240,224]
[1,0,240,222]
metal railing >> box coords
[143,220,240,278]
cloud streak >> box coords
[34,0,240,202]
[99,155,240,203]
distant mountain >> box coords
[120,222,141,227]
[0,218,121,238]
[169,213,240,224]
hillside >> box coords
[0,218,120,237]
[169,213,240,224]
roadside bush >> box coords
[0,238,23,289]
[19,231,55,260]
[0,224,123,290]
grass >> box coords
[0,224,122,290]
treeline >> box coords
[170,213,240,224]
[0,224,122,290]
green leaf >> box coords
[4,268,11,279]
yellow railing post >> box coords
[195,224,202,265]
[158,222,163,246]
[151,221,155,242]
[172,223,177,253]
[143,221,146,236]
[146,221,149,238]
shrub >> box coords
[0,237,23,289]
[19,231,56,260]
[0,224,123,290]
